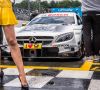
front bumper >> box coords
[1,47,59,58]
[1,44,79,58]
[21,47,59,57]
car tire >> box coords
[75,37,85,59]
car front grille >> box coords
[16,36,54,46]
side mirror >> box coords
[78,20,82,25]
[22,23,26,26]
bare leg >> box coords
[3,25,27,85]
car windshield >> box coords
[28,16,75,25]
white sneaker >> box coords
[83,56,94,61]
[94,55,100,63]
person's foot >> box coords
[94,55,100,63]
[18,74,29,90]
[83,56,94,61]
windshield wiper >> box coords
[35,23,48,24]
[62,23,68,25]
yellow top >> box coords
[0,0,18,25]
[0,0,12,8]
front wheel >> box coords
[75,39,85,58]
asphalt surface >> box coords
[1,58,83,68]
[0,58,100,90]
[0,58,86,90]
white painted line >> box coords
[3,68,33,75]
[56,70,94,79]
[88,79,100,90]
[4,76,54,88]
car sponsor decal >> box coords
[48,13,69,16]
[58,44,70,49]
[23,43,42,49]
[24,25,57,31]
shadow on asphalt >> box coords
[1,57,84,68]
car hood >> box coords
[16,24,74,37]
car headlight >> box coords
[55,32,74,42]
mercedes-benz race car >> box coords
[2,12,83,58]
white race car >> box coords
[2,12,84,58]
